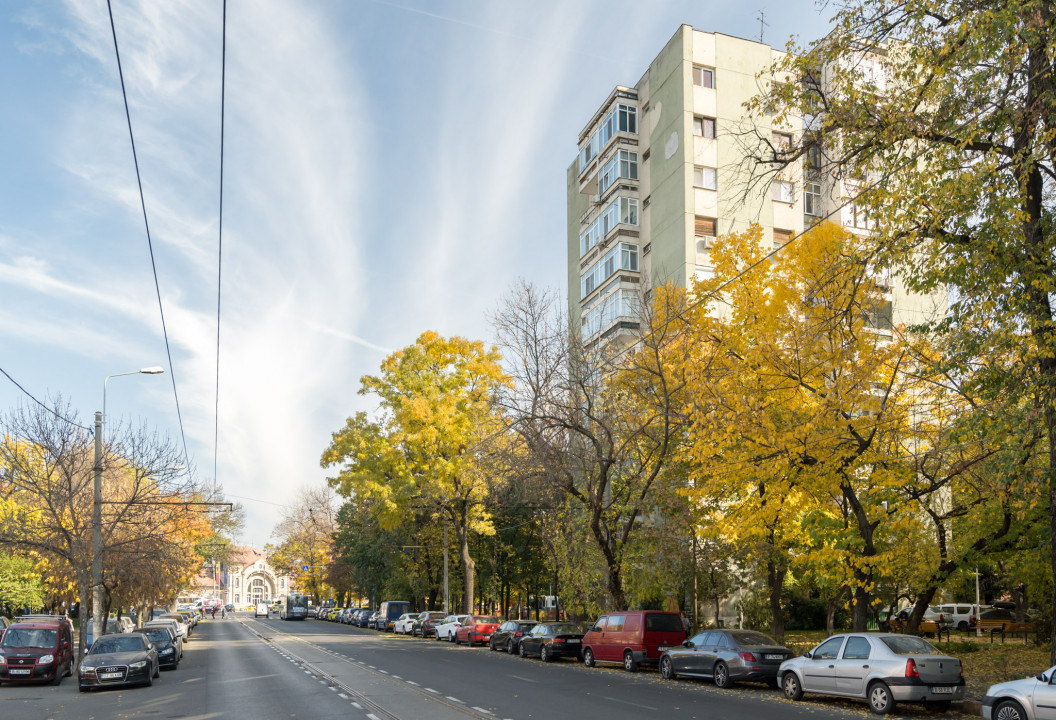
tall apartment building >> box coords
[567,25,944,342]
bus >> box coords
[279,593,309,620]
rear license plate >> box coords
[9,669,31,675]
[567,639,580,644]
[765,654,785,660]
[658,646,673,651]
[931,686,954,694]
[100,672,123,680]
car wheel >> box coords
[714,661,732,688]
[782,672,803,701]
[145,671,153,687]
[540,645,551,662]
[623,650,638,673]
[868,681,895,714]
[519,642,528,658]
[994,700,1027,720]
[507,639,515,654]
[79,685,88,693]
[956,621,968,631]
[153,662,160,679]
[51,668,63,686]
[583,648,595,668]
[454,634,461,645]
[660,655,677,680]
[489,639,496,651]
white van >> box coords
[936,603,985,631]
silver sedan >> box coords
[981,664,1056,720]
[778,632,964,714]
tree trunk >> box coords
[905,589,940,635]
[852,585,870,632]
[459,526,474,615]
[766,559,786,640]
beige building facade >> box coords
[568,25,944,342]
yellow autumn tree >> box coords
[677,222,934,632]
[322,331,510,613]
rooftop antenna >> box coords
[757,10,769,44]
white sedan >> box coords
[254,604,270,618]
[434,615,472,642]
[982,664,1056,720]
[392,613,417,635]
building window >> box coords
[693,116,716,139]
[773,132,792,152]
[804,182,822,216]
[772,181,794,204]
[581,242,640,297]
[693,65,715,88]
[773,228,793,250]
[582,288,640,339]
[579,103,638,172]
[805,140,822,177]
[598,150,639,194]
[695,216,717,238]
[580,196,639,256]
[693,166,717,191]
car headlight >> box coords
[160,648,174,655]
[129,660,147,669]
[80,664,92,673]
[39,654,55,664]
[0,655,6,665]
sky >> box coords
[0,0,834,549]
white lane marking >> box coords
[604,696,659,711]
[379,669,389,674]
[368,665,376,669]
[392,675,402,680]
[352,702,363,709]
[406,680,420,686]
[319,680,327,684]
[367,714,381,720]
[508,674,537,683]
[425,687,439,693]
[304,671,312,675]
[446,696,465,704]
[338,693,349,699]
[472,707,493,715]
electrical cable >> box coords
[105,0,191,471]
[0,365,93,432]
[214,0,227,487]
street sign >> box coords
[302,565,309,571]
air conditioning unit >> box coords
[696,236,715,252]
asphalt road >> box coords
[0,614,973,719]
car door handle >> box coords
[862,665,869,668]
[828,665,835,668]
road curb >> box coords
[960,698,982,715]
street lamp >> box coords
[92,367,164,643]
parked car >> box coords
[157,613,190,638]
[779,632,964,714]
[353,610,371,627]
[660,629,793,687]
[454,616,500,646]
[0,616,11,643]
[141,622,183,660]
[378,601,412,632]
[367,611,382,629]
[981,663,1056,720]
[130,627,179,670]
[581,610,687,672]
[517,622,585,662]
[254,604,270,618]
[979,608,1016,623]
[78,633,159,691]
[936,604,983,632]
[224,604,234,612]
[435,615,471,642]
[412,611,448,638]
[393,613,417,635]
[490,620,538,653]
[0,616,75,685]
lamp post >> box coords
[92,367,164,642]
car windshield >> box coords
[140,630,169,644]
[474,616,499,624]
[91,636,144,654]
[1,627,57,649]
[549,623,582,635]
[729,631,778,646]
[881,636,941,655]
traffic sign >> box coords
[302,565,309,571]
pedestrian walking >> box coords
[212,606,216,619]
[221,607,226,619]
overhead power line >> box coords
[105,0,191,470]
[214,0,228,486]
[0,365,93,432]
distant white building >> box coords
[179,546,295,609]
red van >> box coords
[581,611,686,672]
[0,616,75,685]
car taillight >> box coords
[514,631,523,637]
[906,659,919,678]
[555,638,565,643]
[740,652,757,662]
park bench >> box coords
[998,622,1036,644]
[916,620,950,642]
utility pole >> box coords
[91,412,104,645]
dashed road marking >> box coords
[472,707,492,715]
[446,696,465,704]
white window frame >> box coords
[693,65,715,88]
[804,182,822,216]
[693,166,717,191]
[772,181,794,204]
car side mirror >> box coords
[803,651,812,658]
[683,640,693,648]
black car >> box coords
[78,633,159,692]
[412,612,447,637]
[130,628,178,670]
[518,622,585,662]
[660,629,793,687]
[489,620,538,653]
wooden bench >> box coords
[917,620,950,642]
[999,622,1036,644]
[977,618,1007,642]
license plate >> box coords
[567,639,581,644]
[658,646,673,651]
[9,669,31,675]
[100,671,123,680]
[931,686,954,694]
[765,654,785,660]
